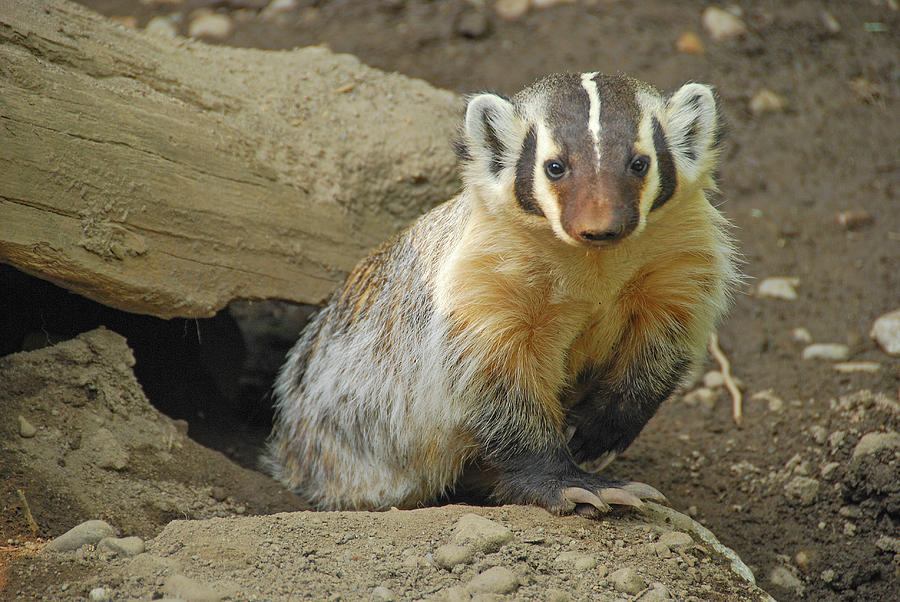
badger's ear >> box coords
[662,83,721,184]
[458,93,518,180]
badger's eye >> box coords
[544,159,567,181]
[628,154,651,177]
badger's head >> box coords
[455,73,721,248]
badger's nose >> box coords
[576,227,626,244]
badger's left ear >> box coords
[662,83,721,185]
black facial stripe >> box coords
[482,109,505,176]
[514,126,544,217]
[651,116,677,212]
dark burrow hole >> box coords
[1,263,315,470]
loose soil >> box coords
[3,1,899,601]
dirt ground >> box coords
[2,0,899,600]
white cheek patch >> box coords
[634,91,665,231]
[580,72,602,165]
[532,122,580,246]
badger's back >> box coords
[264,197,472,509]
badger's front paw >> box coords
[559,479,667,517]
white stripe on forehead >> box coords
[580,72,602,164]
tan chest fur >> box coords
[435,193,729,424]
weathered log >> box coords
[0,0,460,318]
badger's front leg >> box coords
[466,385,665,516]
[566,337,692,468]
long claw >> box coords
[621,481,667,503]
[598,487,644,509]
[562,486,611,513]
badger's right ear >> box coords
[458,93,518,180]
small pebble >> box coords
[702,7,747,40]
[467,566,519,594]
[802,343,849,361]
[791,328,813,344]
[784,476,820,506]
[809,425,827,445]
[89,428,129,471]
[451,514,513,553]
[748,89,788,115]
[702,370,725,389]
[657,531,693,550]
[434,544,473,570]
[545,589,569,602]
[682,387,716,409]
[98,536,145,557]
[757,277,799,300]
[769,566,804,595]
[870,309,900,356]
[821,10,841,34]
[851,431,900,459]
[89,588,110,602]
[144,16,178,38]
[875,536,900,553]
[828,430,846,450]
[644,582,672,601]
[752,390,784,412]
[820,462,840,479]
[833,361,881,374]
[188,13,234,40]
[843,521,857,536]
[261,0,299,19]
[18,415,37,438]
[456,10,489,39]
[675,31,705,54]
[609,567,647,595]
[494,0,530,21]
[372,585,395,601]
[553,551,597,571]
[48,520,116,552]
[834,209,873,231]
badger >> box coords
[264,72,738,516]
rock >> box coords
[682,387,716,409]
[644,582,672,601]
[494,0,530,21]
[751,390,784,412]
[702,370,725,389]
[48,520,116,552]
[821,568,835,583]
[769,566,804,595]
[88,588,110,601]
[784,476,820,506]
[261,0,299,19]
[748,89,788,115]
[434,544,473,570]
[702,7,746,41]
[17,415,37,438]
[851,431,900,459]
[188,14,234,41]
[802,343,850,361]
[833,361,881,374]
[828,430,846,450]
[757,277,799,300]
[88,427,129,470]
[98,536,145,557]
[870,309,900,356]
[144,16,177,38]
[834,209,873,231]
[820,461,840,479]
[164,574,222,601]
[372,585,396,601]
[456,10,490,39]
[450,514,513,553]
[791,327,813,344]
[675,30,705,54]
[809,425,828,444]
[553,551,598,571]
[467,566,519,594]
[657,531,693,550]
[875,536,900,553]
[821,10,841,35]
[609,567,647,595]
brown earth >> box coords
[2,1,899,601]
